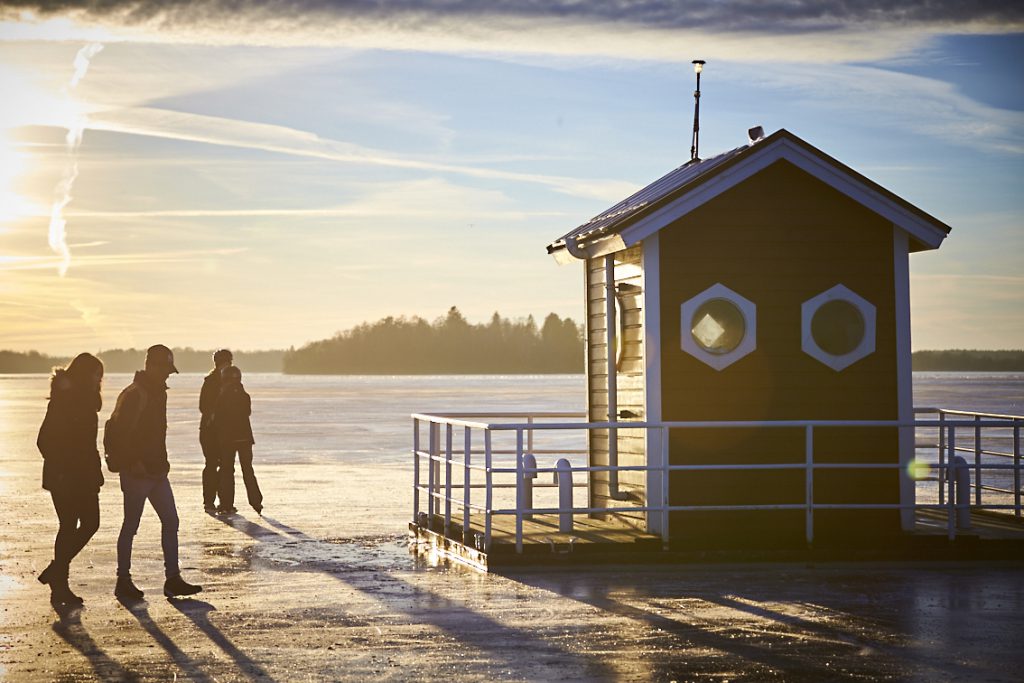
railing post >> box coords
[484,429,493,552]
[444,424,453,538]
[522,453,537,520]
[412,418,420,524]
[554,458,574,533]
[805,425,814,545]
[946,426,956,540]
[463,426,472,540]
[953,455,972,530]
[515,428,524,554]
[428,421,439,523]
[661,426,670,547]
[1014,421,1021,519]
[527,415,534,458]
[974,414,982,506]
[938,411,946,505]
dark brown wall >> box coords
[659,159,900,547]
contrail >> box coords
[47,42,103,277]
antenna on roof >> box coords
[690,60,705,162]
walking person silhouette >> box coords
[36,352,105,607]
[199,349,233,512]
[108,344,202,600]
[213,366,263,515]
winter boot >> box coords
[164,574,203,598]
[114,575,145,600]
[48,567,83,606]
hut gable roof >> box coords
[548,129,951,262]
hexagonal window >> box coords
[681,284,756,370]
[802,284,876,371]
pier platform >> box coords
[411,509,1024,571]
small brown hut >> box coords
[546,128,951,549]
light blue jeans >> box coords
[116,473,179,579]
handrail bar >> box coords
[935,409,1024,421]
[417,418,1019,431]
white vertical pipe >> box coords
[1014,422,1021,518]
[484,429,493,552]
[938,412,946,505]
[974,415,982,506]
[947,427,956,541]
[463,426,472,539]
[515,428,524,554]
[661,426,670,546]
[428,421,439,521]
[412,418,420,524]
[605,254,621,498]
[805,425,814,545]
[444,423,453,538]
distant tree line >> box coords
[912,350,1024,372]
[282,307,583,374]
[0,348,283,374]
[4,339,1021,375]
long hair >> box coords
[53,352,104,411]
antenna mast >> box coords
[690,60,705,161]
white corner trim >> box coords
[642,234,664,534]
[801,284,876,371]
[618,137,948,251]
[680,283,757,371]
[892,228,915,530]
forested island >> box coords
[283,307,582,374]
[2,311,1021,375]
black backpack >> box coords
[103,383,146,473]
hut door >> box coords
[588,247,646,522]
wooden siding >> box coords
[587,246,647,526]
[659,159,901,548]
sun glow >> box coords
[0,65,86,228]
[0,133,42,227]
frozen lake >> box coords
[1,372,1023,681]
[2,371,1020,467]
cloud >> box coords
[0,246,247,271]
[84,105,640,200]
[3,1,1022,64]
[755,63,1024,154]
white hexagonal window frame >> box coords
[801,284,876,371]
[680,283,757,371]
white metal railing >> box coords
[411,409,1024,555]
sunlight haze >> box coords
[1,1,1022,355]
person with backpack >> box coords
[106,344,202,600]
[213,366,263,515]
[199,349,233,512]
[36,352,105,607]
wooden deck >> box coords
[411,509,1024,571]
[915,508,1024,540]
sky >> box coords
[0,1,1022,355]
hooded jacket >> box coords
[37,370,104,492]
[212,382,255,446]
[111,370,170,477]
[199,368,222,432]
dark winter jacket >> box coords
[111,370,170,477]
[212,383,255,446]
[199,368,222,432]
[36,370,104,492]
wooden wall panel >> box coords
[588,246,647,527]
[659,159,901,547]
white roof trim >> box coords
[618,137,948,251]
